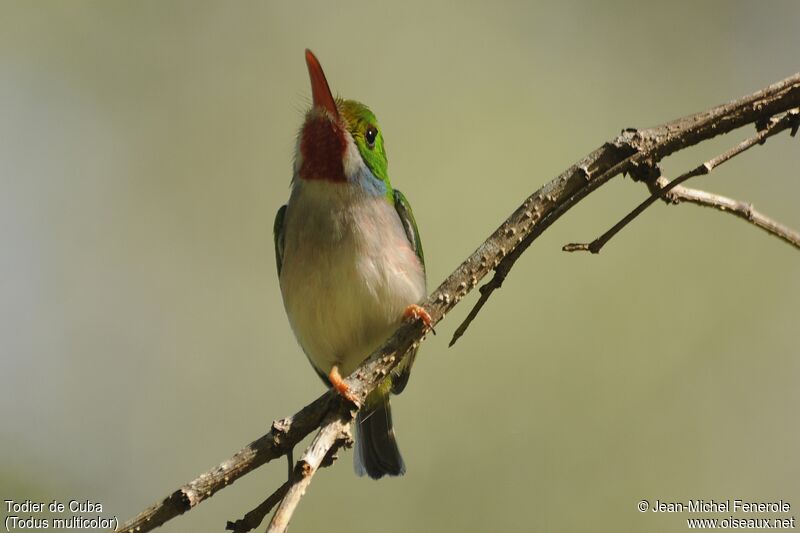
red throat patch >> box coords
[299,115,347,183]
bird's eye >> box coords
[365,126,378,148]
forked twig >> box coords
[265,410,353,532]
[563,110,800,254]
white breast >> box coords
[279,179,426,377]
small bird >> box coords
[274,50,431,479]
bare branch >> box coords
[117,73,800,533]
[563,109,800,254]
[651,177,800,249]
[116,393,337,533]
[451,74,800,346]
[227,416,351,533]
[266,409,353,532]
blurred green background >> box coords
[1,1,798,532]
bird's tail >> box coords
[354,391,405,479]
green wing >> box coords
[392,189,425,272]
[391,188,425,395]
[273,205,287,276]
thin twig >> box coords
[227,414,351,533]
[563,109,800,254]
[652,177,800,249]
[226,482,290,533]
[266,411,353,533]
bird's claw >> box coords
[328,365,359,404]
[403,304,435,335]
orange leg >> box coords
[403,304,435,334]
[328,365,359,404]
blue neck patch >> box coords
[351,162,388,197]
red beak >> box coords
[305,49,339,120]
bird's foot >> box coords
[403,304,435,334]
[328,365,359,404]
